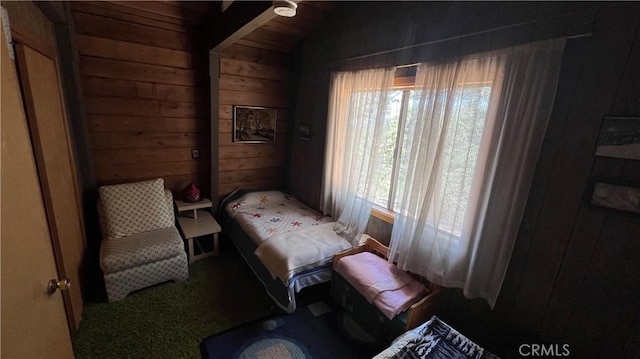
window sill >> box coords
[371,205,395,224]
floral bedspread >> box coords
[225,191,333,245]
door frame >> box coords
[4,0,86,333]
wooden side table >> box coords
[175,198,221,264]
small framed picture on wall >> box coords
[594,116,640,160]
[299,124,311,141]
[587,178,640,215]
[233,106,277,143]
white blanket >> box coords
[254,222,352,284]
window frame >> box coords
[363,68,493,240]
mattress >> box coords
[225,190,333,245]
[221,190,353,313]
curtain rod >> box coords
[393,32,591,70]
[326,10,595,66]
[331,31,593,65]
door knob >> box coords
[48,278,71,294]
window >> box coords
[323,39,566,307]
[352,72,493,236]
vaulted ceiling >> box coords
[207,1,335,53]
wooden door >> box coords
[15,41,86,328]
[0,22,74,358]
[5,0,86,328]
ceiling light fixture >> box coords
[273,0,297,17]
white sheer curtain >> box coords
[389,39,566,307]
[320,67,396,244]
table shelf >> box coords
[175,198,220,263]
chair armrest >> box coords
[363,237,389,258]
[332,237,391,268]
[405,284,443,330]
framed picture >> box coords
[233,106,277,143]
[588,178,640,215]
[595,116,640,160]
[299,124,311,141]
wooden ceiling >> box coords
[209,1,335,53]
[88,1,335,54]
[239,1,335,53]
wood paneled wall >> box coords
[216,44,291,198]
[290,2,640,357]
[71,1,210,195]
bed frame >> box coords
[332,237,443,342]
[219,190,335,313]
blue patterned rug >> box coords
[200,302,383,359]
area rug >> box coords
[200,302,384,358]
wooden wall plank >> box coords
[219,157,285,172]
[562,216,640,357]
[91,132,207,150]
[95,161,203,181]
[155,83,208,103]
[261,20,308,39]
[241,28,299,52]
[538,207,606,340]
[72,10,195,51]
[219,74,290,95]
[79,56,205,86]
[88,115,206,133]
[219,168,284,184]
[235,38,291,54]
[218,145,286,159]
[84,96,207,118]
[71,2,190,33]
[220,43,291,68]
[81,77,207,103]
[611,22,640,115]
[94,148,208,165]
[220,58,290,81]
[220,104,233,119]
[270,13,318,33]
[219,90,290,108]
[76,35,205,70]
[625,315,640,355]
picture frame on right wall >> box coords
[594,116,640,160]
[588,178,640,215]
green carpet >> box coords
[73,241,281,358]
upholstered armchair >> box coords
[98,178,188,302]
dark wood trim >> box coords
[210,50,220,209]
[208,1,273,50]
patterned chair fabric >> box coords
[100,226,185,273]
[99,179,188,302]
[99,178,174,239]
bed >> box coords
[220,190,354,312]
[373,315,500,359]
